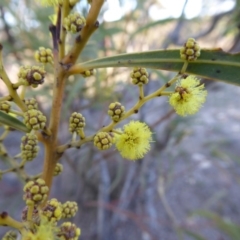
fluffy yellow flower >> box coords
[169,76,207,116]
[21,216,56,240]
[115,121,152,160]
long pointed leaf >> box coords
[0,111,30,133]
[192,211,240,240]
[184,230,206,240]
[76,49,240,85]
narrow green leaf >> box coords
[129,18,176,40]
[78,49,240,85]
[0,111,30,133]
[184,230,206,240]
[192,211,240,240]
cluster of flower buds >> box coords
[0,101,11,113]
[180,38,201,61]
[23,98,38,110]
[57,222,81,240]
[108,102,125,122]
[69,112,86,139]
[24,109,47,131]
[21,133,39,161]
[69,112,85,135]
[130,67,149,86]
[93,132,114,150]
[34,47,53,64]
[20,178,81,239]
[18,66,46,88]
[62,201,78,219]
[42,198,62,223]
[64,13,86,33]
[23,178,49,206]
[54,163,64,176]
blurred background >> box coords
[1,0,240,239]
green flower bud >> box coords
[42,198,62,223]
[23,178,49,206]
[57,222,81,240]
[64,13,86,33]
[23,98,38,110]
[62,201,78,219]
[0,101,11,113]
[54,163,63,176]
[130,67,149,86]
[34,47,53,64]
[18,66,46,88]
[24,109,47,130]
[21,133,39,161]
[81,69,95,78]
[69,112,85,134]
[108,102,125,122]
[180,38,201,61]
[94,132,114,150]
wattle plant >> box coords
[0,1,240,239]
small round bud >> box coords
[93,132,114,150]
[180,38,201,61]
[108,102,125,122]
[21,205,39,223]
[57,222,81,240]
[54,163,63,176]
[62,201,78,219]
[18,66,46,88]
[21,133,39,161]
[42,198,62,223]
[130,67,149,85]
[24,109,47,130]
[81,69,95,78]
[69,112,85,134]
[0,101,11,113]
[23,98,38,110]
[2,230,17,240]
[64,13,86,33]
[34,47,53,64]
[23,178,49,206]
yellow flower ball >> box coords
[169,76,207,116]
[115,121,152,160]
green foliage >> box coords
[184,230,206,240]
[0,111,30,133]
[193,211,240,240]
[79,49,240,85]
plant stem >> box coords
[139,85,144,99]
[27,205,34,222]
[41,69,67,192]
[59,2,70,59]
[62,0,104,65]
[0,45,27,112]
[0,212,23,230]
[41,42,66,193]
